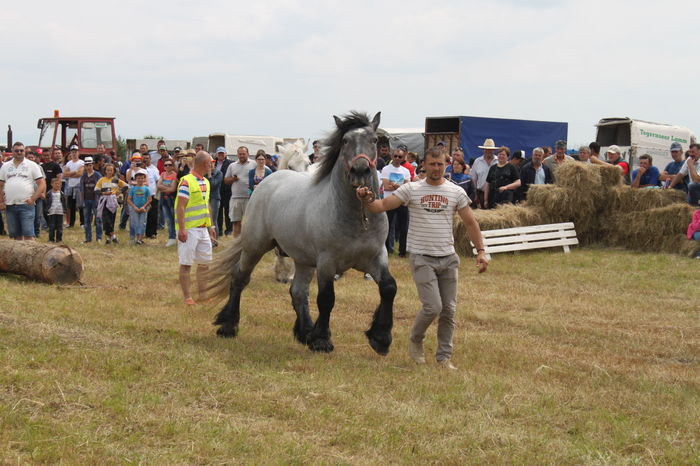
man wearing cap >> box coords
[660,142,687,190]
[668,143,700,205]
[0,142,46,240]
[213,147,233,236]
[76,157,103,243]
[603,145,630,184]
[224,146,256,237]
[176,151,216,305]
[542,140,575,182]
[471,138,498,208]
[63,145,85,228]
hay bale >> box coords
[598,164,624,187]
[607,186,687,213]
[553,162,603,192]
[525,185,600,243]
[453,205,544,256]
[604,204,697,254]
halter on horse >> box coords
[208,112,396,354]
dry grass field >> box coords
[1,229,699,464]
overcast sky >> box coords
[3,0,698,150]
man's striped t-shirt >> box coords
[392,180,470,256]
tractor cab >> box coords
[36,111,116,159]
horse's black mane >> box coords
[314,111,373,182]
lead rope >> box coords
[359,185,375,231]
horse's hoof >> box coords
[308,338,334,353]
[216,323,239,338]
[366,330,392,356]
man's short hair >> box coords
[377,142,390,149]
[579,146,591,155]
[589,141,601,154]
[237,146,249,154]
[532,147,544,156]
[639,154,653,164]
[690,143,699,150]
[555,140,567,150]
[424,146,448,161]
[12,141,24,148]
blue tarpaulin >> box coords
[456,116,568,163]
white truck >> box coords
[192,134,302,158]
[595,117,696,170]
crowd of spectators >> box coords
[1,138,698,260]
[0,140,283,245]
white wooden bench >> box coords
[471,222,579,255]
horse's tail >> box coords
[206,236,243,300]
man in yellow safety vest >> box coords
[176,151,217,305]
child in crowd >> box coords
[95,163,128,245]
[688,208,700,259]
[127,171,152,245]
[44,177,66,242]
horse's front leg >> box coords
[307,269,335,353]
[365,263,396,355]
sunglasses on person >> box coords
[164,163,173,167]
[13,149,25,153]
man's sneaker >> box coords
[105,238,111,245]
[437,359,458,370]
[165,239,177,247]
[408,339,426,364]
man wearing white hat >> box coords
[471,138,498,208]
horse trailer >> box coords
[595,117,696,170]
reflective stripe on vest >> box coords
[175,174,211,230]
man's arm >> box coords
[356,186,402,213]
[687,159,700,183]
[457,205,488,273]
[631,168,643,188]
[0,180,5,210]
[29,178,46,205]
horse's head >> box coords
[334,112,381,188]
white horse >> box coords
[273,140,311,283]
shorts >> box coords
[178,227,213,266]
[6,204,35,238]
[229,198,248,222]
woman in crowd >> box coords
[157,159,179,246]
[449,159,476,204]
[248,150,273,195]
[485,147,521,207]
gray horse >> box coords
[208,112,396,354]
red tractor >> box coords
[33,110,117,160]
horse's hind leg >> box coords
[213,250,264,338]
[289,263,314,344]
[365,264,396,355]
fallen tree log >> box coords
[0,240,83,284]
